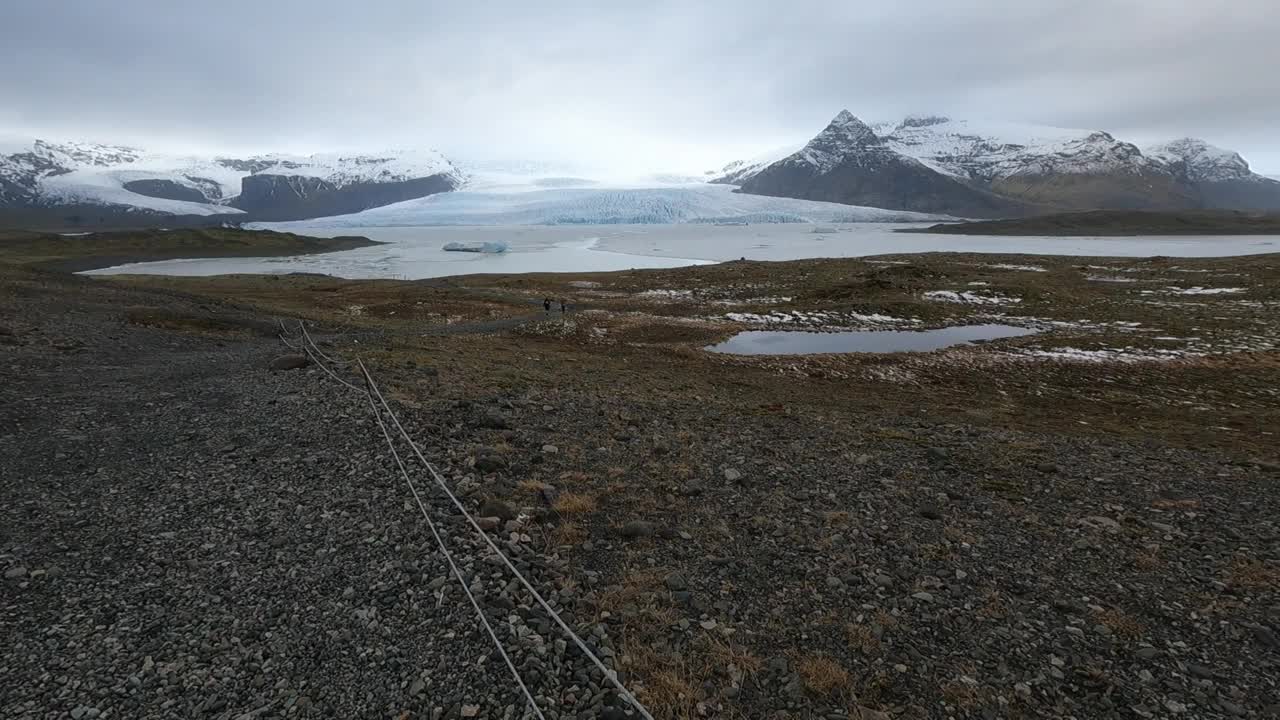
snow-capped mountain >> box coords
[716,112,1280,216]
[725,112,1033,218]
[1145,138,1253,182]
[0,135,464,226]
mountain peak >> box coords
[821,110,877,142]
[797,110,880,167]
[1146,137,1253,182]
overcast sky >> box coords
[1,0,1276,173]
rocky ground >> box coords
[3,249,1279,720]
[0,267,636,719]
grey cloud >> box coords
[1,0,1276,171]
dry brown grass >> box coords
[547,521,586,546]
[873,610,899,629]
[557,470,591,485]
[552,492,596,515]
[846,623,882,656]
[631,647,699,720]
[595,568,668,615]
[975,589,1008,620]
[944,525,979,544]
[940,680,981,709]
[824,511,851,525]
[516,479,550,495]
[669,463,696,480]
[123,307,262,336]
[796,655,851,696]
[1096,608,1145,639]
[1134,551,1163,572]
[695,636,764,681]
[1226,557,1279,589]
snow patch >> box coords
[984,263,1046,272]
[924,290,1021,305]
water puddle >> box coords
[705,324,1037,355]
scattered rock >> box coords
[541,444,559,454]
[476,410,509,430]
[723,468,742,483]
[917,504,943,521]
[472,449,506,473]
[1079,515,1122,532]
[926,447,949,461]
[4,566,26,580]
[478,499,516,521]
[476,517,501,531]
[617,520,655,539]
[268,354,310,371]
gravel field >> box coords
[1,269,636,719]
[2,256,1278,720]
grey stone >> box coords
[1187,663,1215,679]
[618,521,655,539]
[479,499,516,521]
[926,447,949,461]
[473,451,506,473]
[723,468,742,483]
[268,354,310,371]
[1252,625,1279,649]
[917,504,943,521]
[4,566,26,580]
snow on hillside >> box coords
[711,143,804,185]
[1,135,462,214]
[882,117,1154,179]
[39,168,244,216]
[719,114,1271,187]
[254,182,947,229]
[242,149,460,188]
[1145,139,1254,182]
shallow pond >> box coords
[704,324,1037,355]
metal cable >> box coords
[357,359,656,720]
[297,336,362,392]
[363,380,547,720]
[284,329,654,719]
[298,320,345,366]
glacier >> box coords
[253,183,946,230]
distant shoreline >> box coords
[898,210,1280,237]
[0,229,382,273]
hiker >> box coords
[559,299,567,314]
[543,297,552,314]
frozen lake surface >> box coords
[705,324,1039,356]
[84,223,1280,279]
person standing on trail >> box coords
[543,298,552,314]
[559,299,567,314]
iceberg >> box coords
[442,240,509,254]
